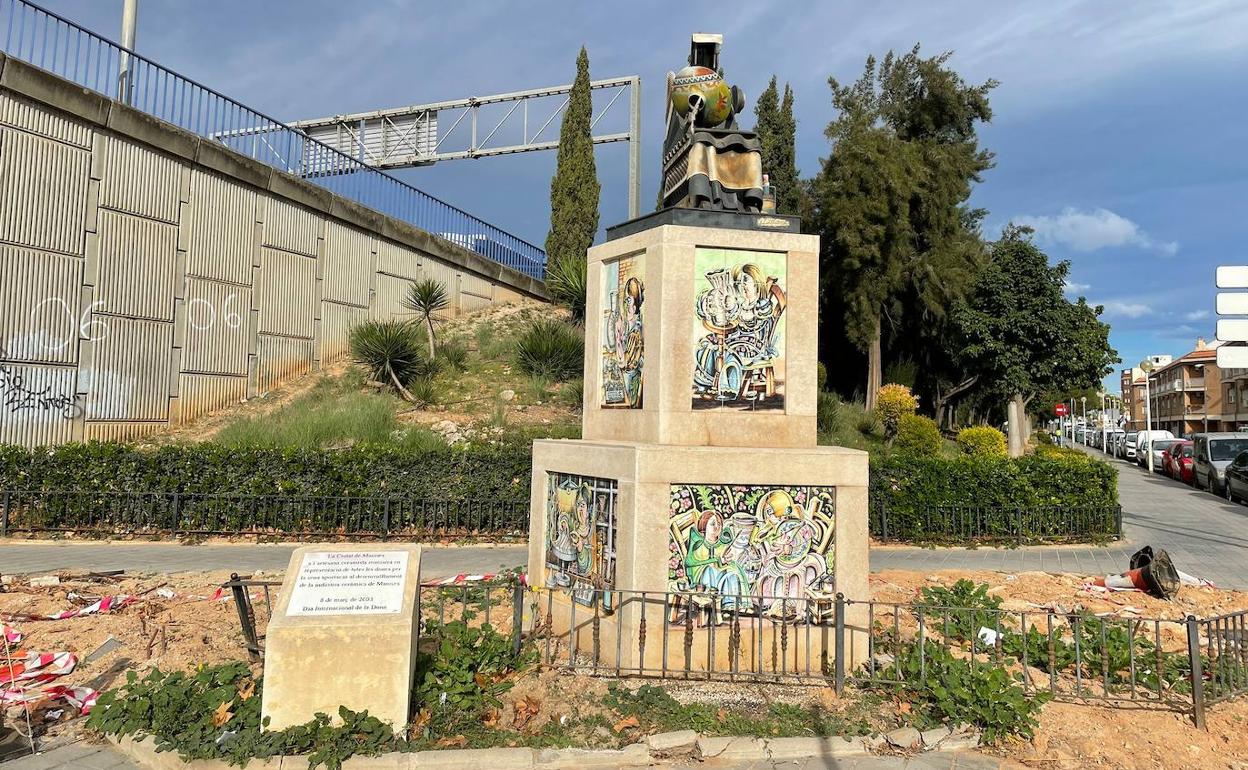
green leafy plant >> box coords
[913,579,1003,644]
[895,414,941,457]
[890,639,1050,743]
[545,253,589,324]
[401,278,450,357]
[514,319,584,382]
[349,320,438,402]
[874,384,919,441]
[407,377,439,409]
[817,391,841,434]
[415,620,534,735]
[957,426,1007,457]
[86,663,399,770]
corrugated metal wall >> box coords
[0,88,528,447]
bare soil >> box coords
[3,566,1246,768]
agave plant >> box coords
[401,278,450,357]
[349,320,438,402]
[514,318,584,381]
[545,256,588,324]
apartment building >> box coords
[1148,340,1225,436]
[1120,367,1148,430]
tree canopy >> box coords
[815,45,996,408]
[754,76,804,216]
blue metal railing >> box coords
[0,0,546,279]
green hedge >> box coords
[870,453,1119,541]
[0,442,531,503]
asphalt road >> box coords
[1,446,1245,588]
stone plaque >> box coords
[287,551,407,616]
[261,544,422,732]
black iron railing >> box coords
[869,503,1123,543]
[0,490,528,539]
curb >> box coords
[110,724,981,769]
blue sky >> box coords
[34,0,1248,392]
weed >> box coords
[437,339,469,372]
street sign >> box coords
[1054,403,1069,417]
[1217,266,1248,289]
[1217,345,1248,369]
[1217,319,1248,342]
[1218,293,1248,315]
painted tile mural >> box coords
[544,472,619,607]
[668,484,834,615]
[692,248,787,410]
[600,254,644,408]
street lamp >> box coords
[1081,396,1087,445]
[1141,359,1156,474]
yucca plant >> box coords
[514,319,584,381]
[349,320,437,402]
[436,339,469,372]
[545,256,588,324]
[401,278,450,357]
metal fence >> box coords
[0,490,528,539]
[870,503,1123,543]
[220,577,1247,727]
[0,0,546,279]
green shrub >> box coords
[895,414,941,457]
[817,391,840,433]
[816,361,828,391]
[874,384,918,440]
[545,256,588,323]
[514,319,584,381]
[957,426,1007,457]
[416,620,534,735]
[436,339,469,372]
[856,409,884,438]
[870,453,1118,540]
[559,379,585,410]
[407,377,439,408]
[349,321,438,395]
[0,443,531,504]
[1033,430,1054,445]
[889,639,1049,743]
[86,663,398,769]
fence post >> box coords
[382,499,391,540]
[1,491,9,538]
[1186,615,1207,730]
[1115,505,1124,538]
[170,492,181,536]
[511,581,525,657]
[231,573,261,662]
[834,593,846,696]
[1016,506,1024,544]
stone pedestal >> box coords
[527,215,870,675]
[261,544,422,732]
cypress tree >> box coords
[754,76,803,216]
[545,47,600,280]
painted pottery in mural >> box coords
[668,484,834,618]
[600,255,645,408]
[544,473,619,607]
[668,66,735,127]
[692,248,787,410]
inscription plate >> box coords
[287,551,408,616]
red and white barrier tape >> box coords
[2,624,20,647]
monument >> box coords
[261,544,423,731]
[527,34,869,674]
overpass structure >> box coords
[288,77,642,219]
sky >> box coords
[32,0,1248,393]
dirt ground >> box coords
[3,567,1246,768]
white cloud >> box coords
[1063,280,1091,297]
[1099,300,1153,319]
[1184,310,1211,321]
[1013,208,1179,255]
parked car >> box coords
[1145,438,1179,470]
[1107,430,1126,456]
[1163,440,1194,483]
[1223,450,1248,503]
[1134,430,1176,467]
[1192,433,1248,495]
[1122,431,1139,460]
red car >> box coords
[1164,440,1195,484]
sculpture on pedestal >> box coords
[661,34,768,213]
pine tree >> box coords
[754,76,804,216]
[545,47,600,289]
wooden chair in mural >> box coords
[736,282,787,402]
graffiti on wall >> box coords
[0,347,82,419]
[668,484,834,617]
[545,472,619,608]
[691,248,786,410]
[600,255,644,409]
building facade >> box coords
[1148,341,1225,437]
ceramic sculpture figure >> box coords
[661,33,766,213]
